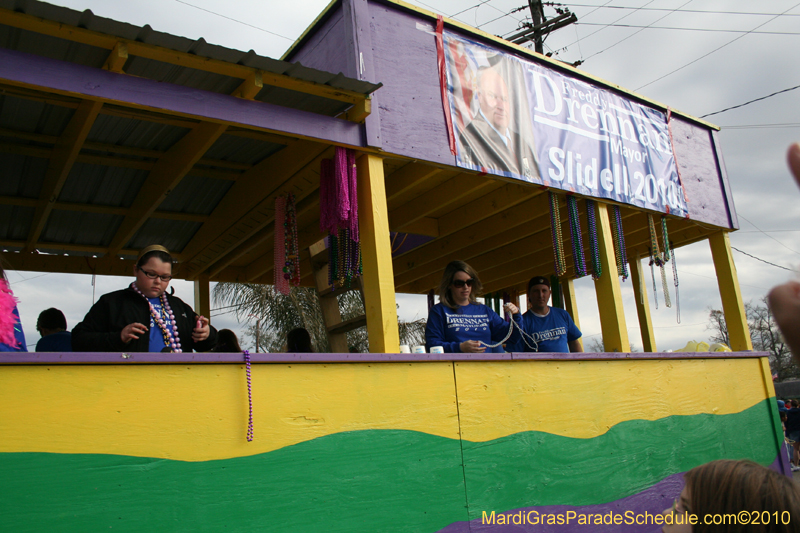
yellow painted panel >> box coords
[455,358,768,441]
[0,362,458,461]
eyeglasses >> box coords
[138,267,173,282]
[452,278,474,288]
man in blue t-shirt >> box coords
[507,276,582,353]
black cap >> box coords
[527,276,550,291]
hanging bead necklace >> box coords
[610,205,629,281]
[274,196,289,295]
[283,193,300,287]
[131,282,182,352]
[566,195,588,277]
[586,199,602,280]
[549,192,566,277]
[659,217,671,308]
[671,245,681,323]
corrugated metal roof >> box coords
[0,0,381,98]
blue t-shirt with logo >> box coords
[425,302,521,353]
[506,307,581,353]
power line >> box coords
[721,123,800,130]
[635,2,800,91]
[575,22,800,36]
[737,214,800,256]
[582,0,693,61]
[731,246,794,272]
[552,0,652,56]
[553,4,800,17]
[172,0,295,42]
[700,83,800,118]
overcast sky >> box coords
[7,0,800,352]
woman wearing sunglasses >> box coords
[425,260,520,353]
[72,245,217,353]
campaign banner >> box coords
[442,31,688,217]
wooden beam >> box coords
[709,231,753,351]
[343,98,371,123]
[182,141,330,274]
[593,202,630,352]
[103,42,128,73]
[0,8,372,107]
[630,256,657,352]
[388,174,495,233]
[193,274,211,320]
[0,47,365,147]
[394,192,548,290]
[0,240,141,259]
[26,99,103,251]
[232,71,263,100]
[357,153,399,353]
[107,121,228,255]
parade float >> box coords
[0,0,783,531]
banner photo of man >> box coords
[442,31,688,218]
[444,36,540,182]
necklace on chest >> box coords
[131,283,182,353]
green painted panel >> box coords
[0,402,777,532]
[0,430,467,533]
[461,400,777,520]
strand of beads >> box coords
[650,259,659,309]
[671,244,680,323]
[131,282,182,352]
[661,216,671,263]
[274,196,289,295]
[610,205,629,281]
[328,233,338,287]
[243,350,254,441]
[648,214,662,267]
[549,192,566,276]
[283,193,301,288]
[566,195,587,277]
[585,199,602,280]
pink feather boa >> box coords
[0,279,19,347]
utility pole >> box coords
[529,0,545,54]
[507,1,577,53]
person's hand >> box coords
[460,340,486,353]
[769,280,800,360]
[769,144,800,364]
[192,315,210,343]
[504,302,519,315]
[788,142,800,186]
[121,322,147,343]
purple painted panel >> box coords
[436,454,788,533]
[0,47,364,147]
[670,117,733,228]
[368,5,457,165]
[0,351,765,365]
[347,0,382,147]
[711,129,739,229]
[285,8,352,77]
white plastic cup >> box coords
[430,346,444,354]
[412,345,426,354]
[399,345,411,353]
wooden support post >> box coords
[561,277,583,351]
[629,257,657,352]
[709,231,753,351]
[357,153,400,353]
[193,274,211,322]
[593,202,630,352]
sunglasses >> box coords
[452,278,474,288]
